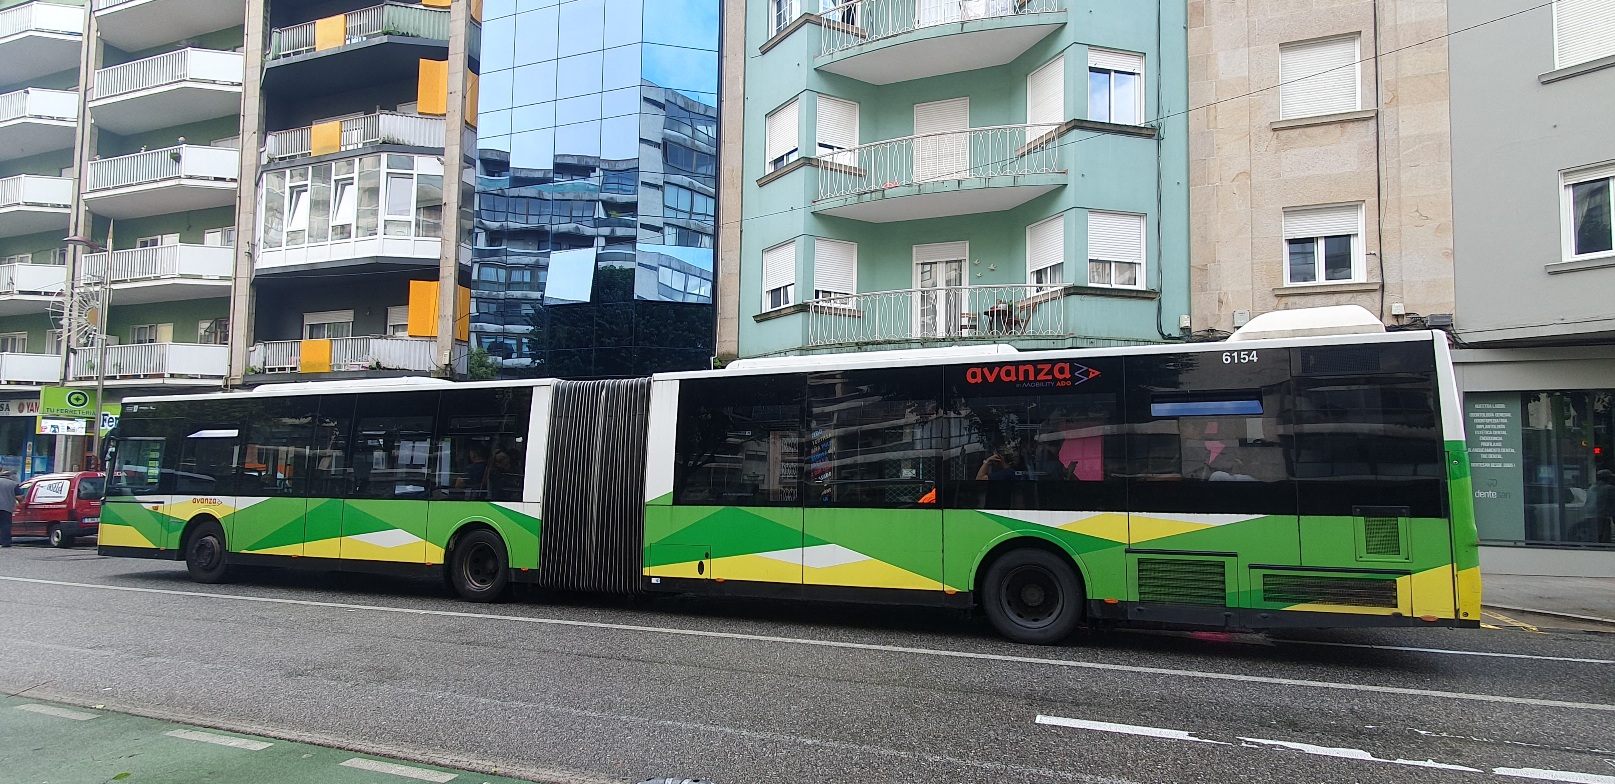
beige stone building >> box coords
[1188,0,1455,333]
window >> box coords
[330,177,357,241]
[812,238,856,302]
[808,368,942,508]
[1554,0,1615,69]
[0,332,25,353]
[765,98,800,173]
[304,310,354,340]
[129,324,169,344]
[1563,163,1614,260]
[665,184,716,223]
[48,248,68,265]
[198,318,228,345]
[203,227,236,247]
[1027,214,1065,288]
[1278,36,1360,120]
[1028,55,1066,129]
[350,392,438,500]
[771,0,798,35]
[261,155,427,248]
[242,398,315,497]
[135,234,178,248]
[386,306,410,336]
[286,182,311,245]
[437,387,530,501]
[673,374,805,506]
[1087,211,1145,288]
[1,254,29,266]
[47,329,63,354]
[1283,203,1363,285]
[1087,49,1142,125]
[761,240,796,311]
[816,95,858,166]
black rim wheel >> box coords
[192,534,222,571]
[462,541,500,590]
[1000,563,1063,629]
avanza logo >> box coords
[964,361,1100,387]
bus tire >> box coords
[449,528,509,602]
[185,520,230,584]
[49,525,75,549]
[981,548,1083,645]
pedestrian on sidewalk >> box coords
[0,469,18,547]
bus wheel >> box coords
[185,521,230,584]
[48,525,75,549]
[449,529,509,602]
[981,549,1082,645]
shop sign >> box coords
[40,387,98,419]
[38,417,87,436]
[1465,394,1525,541]
[0,399,41,417]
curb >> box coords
[1483,603,1615,628]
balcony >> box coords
[812,123,1064,222]
[249,336,438,375]
[0,174,72,238]
[0,3,85,87]
[0,261,66,316]
[69,342,227,385]
[804,284,1072,349]
[265,111,445,161]
[91,0,247,54]
[89,49,244,136]
[263,2,450,98]
[83,145,239,219]
[0,88,77,161]
[80,244,232,304]
[815,0,1064,85]
[0,352,62,385]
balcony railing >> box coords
[818,0,1064,58]
[0,2,84,39]
[0,262,66,294]
[85,145,239,192]
[91,0,143,10]
[0,174,73,208]
[804,284,1069,347]
[816,123,1062,201]
[265,112,446,161]
[80,244,232,283]
[91,48,244,101]
[70,342,228,380]
[0,352,62,384]
[269,2,451,60]
[0,88,78,123]
[250,336,438,374]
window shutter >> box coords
[913,241,969,264]
[155,323,174,343]
[1283,204,1362,239]
[762,241,796,292]
[1278,36,1359,119]
[765,99,800,163]
[816,96,859,151]
[1027,55,1065,127]
[813,238,857,296]
[1027,214,1064,274]
[1088,211,1144,262]
[913,98,970,182]
[1088,48,1142,74]
[1556,0,1615,68]
[1564,161,1615,186]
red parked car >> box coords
[14,471,104,548]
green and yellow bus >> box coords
[100,317,1480,643]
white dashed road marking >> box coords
[15,703,98,721]
[1493,769,1615,784]
[340,758,457,782]
[164,729,273,750]
[1238,737,1479,772]
[1035,715,1228,744]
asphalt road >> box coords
[1,543,1612,784]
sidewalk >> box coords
[1480,572,1615,628]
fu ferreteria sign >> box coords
[37,387,120,436]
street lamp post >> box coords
[63,227,112,468]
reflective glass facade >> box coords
[473,0,719,378]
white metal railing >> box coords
[265,112,446,160]
[91,0,143,11]
[0,262,66,294]
[0,2,85,39]
[250,336,438,374]
[91,48,244,101]
[85,145,239,192]
[0,352,62,383]
[0,88,78,123]
[818,0,1064,58]
[270,2,451,60]
[80,244,232,283]
[816,123,1062,201]
[70,342,228,380]
[249,339,300,373]
[805,284,1069,347]
[0,174,74,207]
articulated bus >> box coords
[100,313,1481,643]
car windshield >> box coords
[77,477,105,501]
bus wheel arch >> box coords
[445,522,510,602]
[182,515,230,584]
[975,537,1087,645]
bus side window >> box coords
[242,398,316,497]
[673,375,805,506]
[437,387,531,502]
[308,396,356,499]
[806,367,941,508]
[350,392,441,500]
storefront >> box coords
[0,395,57,478]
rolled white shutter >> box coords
[1278,36,1359,119]
[1556,0,1615,68]
[1027,55,1065,126]
[813,238,857,295]
[913,241,969,264]
[1088,48,1142,74]
[1027,214,1064,273]
[1564,161,1615,186]
[914,98,969,182]
[762,241,796,292]
[816,96,859,151]
[1283,204,1362,239]
[1087,211,1144,262]
[765,98,799,163]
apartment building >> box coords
[1448,0,1615,576]
[725,0,1190,358]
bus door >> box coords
[337,393,440,567]
[1123,351,1299,609]
[232,398,318,559]
[801,368,944,593]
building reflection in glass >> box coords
[473,0,719,378]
